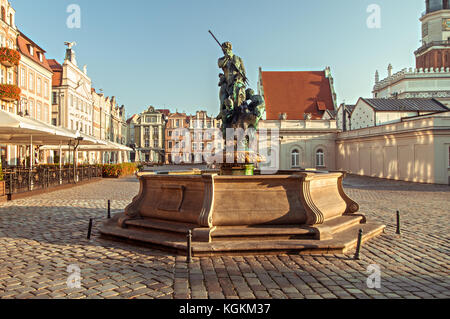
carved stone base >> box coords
[100,172,385,256]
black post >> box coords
[87,218,93,240]
[354,229,363,260]
[107,200,111,219]
[187,230,192,263]
[28,169,32,191]
[396,210,401,235]
[9,171,13,195]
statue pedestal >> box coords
[100,171,385,256]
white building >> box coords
[348,98,448,130]
[373,1,450,107]
[373,66,450,107]
[49,44,93,136]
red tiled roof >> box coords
[261,71,335,120]
[47,59,63,86]
[17,32,53,73]
[157,109,170,117]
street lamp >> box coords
[72,132,84,183]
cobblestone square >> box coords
[0,175,448,299]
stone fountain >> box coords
[100,39,385,256]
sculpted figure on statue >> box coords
[216,41,265,137]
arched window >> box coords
[316,149,325,167]
[291,149,300,168]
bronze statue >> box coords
[209,31,265,138]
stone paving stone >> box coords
[0,175,448,299]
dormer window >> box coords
[28,45,34,56]
[38,52,43,62]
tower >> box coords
[415,0,450,69]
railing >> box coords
[3,166,102,196]
[415,40,450,55]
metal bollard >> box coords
[87,218,93,240]
[396,210,401,235]
[354,229,363,260]
[107,200,111,219]
[187,230,192,263]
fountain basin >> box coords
[100,171,385,256]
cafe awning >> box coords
[41,140,133,152]
[0,109,76,145]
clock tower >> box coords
[415,0,450,69]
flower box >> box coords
[0,84,21,102]
[0,47,21,67]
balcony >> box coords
[415,40,450,55]
[0,84,21,102]
[0,47,21,68]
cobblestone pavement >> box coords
[0,175,448,299]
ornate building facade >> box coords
[0,0,19,166]
[131,106,166,163]
[374,1,450,107]
[415,0,450,70]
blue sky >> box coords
[11,0,424,118]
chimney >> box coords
[375,70,379,84]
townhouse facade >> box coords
[0,0,19,166]
[49,45,93,136]
[165,112,189,164]
[131,106,166,163]
[188,111,221,164]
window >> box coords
[37,77,41,95]
[168,141,172,149]
[44,105,49,123]
[448,146,450,168]
[1,7,5,22]
[0,69,4,84]
[29,45,34,56]
[36,102,41,121]
[291,150,300,168]
[28,100,34,118]
[7,70,13,84]
[20,68,26,88]
[29,72,34,91]
[71,120,74,130]
[316,149,325,167]
[44,81,49,98]
[145,140,149,148]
